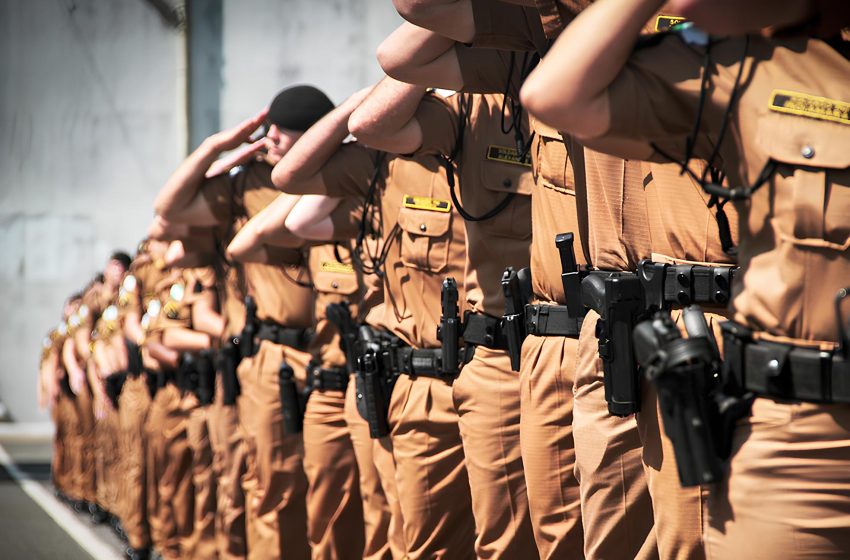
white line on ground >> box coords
[0,442,119,560]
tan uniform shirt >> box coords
[413,92,533,317]
[202,159,314,329]
[308,243,364,369]
[602,33,850,344]
[293,141,468,349]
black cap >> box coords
[267,85,334,132]
[110,251,132,271]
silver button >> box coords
[801,145,815,159]
[419,223,427,232]
[766,358,781,376]
[331,281,339,289]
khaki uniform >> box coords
[209,243,248,560]
[301,242,367,559]
[597,31,850,559]
[311,148,408,560]
[312,142,475,558]
[202,160,313,560]
[456,9,654,557]
[413,91,538,559]
[45,326,75,498]
[144,267,195,560]
[115,254,165,553]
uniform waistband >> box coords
[722,321,850,405]
[306,363,349,392]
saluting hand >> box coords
[204,107,269,177]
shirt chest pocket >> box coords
[758,114,850,250]
[397,205,453,273]
[312,268,359,297]
[475,159,533,240]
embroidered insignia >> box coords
[769,89,850,126]
[654,15,687,32]
[164,301,180,320]
[102,306,118,322]
[403,195,451,213]
[321,261,355,274]
[486,145,532,167]
[69,314,81,328]
[78,305,89,319]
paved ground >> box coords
[0,427,127,559]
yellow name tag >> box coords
[403,195,451,213]
[769,89,850,126]
[321,261,354,274]
[486,145,532,167]
[655,15,687,32]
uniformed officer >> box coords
[523,1,850,557]
[378,6,657,557]
[154,85,337,560]
[347,78,539,559]
[272,86,475,558]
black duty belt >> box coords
[462,313,508,350]
[722,321,850,405]
[638,261,737,309]
[385,346,448,379]
[525,304,583,337]
[158,368,177,389]
[306,364,349,392]
[257,321,312,350]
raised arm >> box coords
[226,194,304,263]
[377,22,464,90]
[271,88,371,192]
[520,0,663,139]
[392,0,475,43]
[283,195,344,241]
[154,109,268,225]
[347,76,427,154]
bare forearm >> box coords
[154,139,220,219]
[162,328,212,352]
[348,76,427,153]
[377,23,463,90]
[521,0,663,136]
[392,0,475,43]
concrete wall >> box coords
[0,0,401,422]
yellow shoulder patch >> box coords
[769,89,850,126]
[403,195,451,213]
[321,261,355,274]
[486,145,532,167]
[655,15,687,32]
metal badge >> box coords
[102,305,118,322]
[122,274,137,292]
[78,304,89,319]
[146,299,161,318]
[170,283,185,302]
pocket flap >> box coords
[397,205,452,238]
[760,94,850,168]
[312,262,359,295]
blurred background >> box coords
[0,0,403,423]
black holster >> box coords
[501,267,532,372]
[240,296,258,359]
[145,369,159,399]
[278,361,307,435]
[105,371,128,409]
[634,308,752,487]
[582,272,644,416]
[196,349,215,406]
[354,327,397,439]
[217,339,242,406]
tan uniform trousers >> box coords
[52,393,75,497]
[74,381,98,504]
[454,346,538,559]
[145,383,194,560]
[95,404,121,513]
[344,378,405,560]
[575,311,656,560]
[636,309,736,560]
[185,397,218,559]
[117,375,152,550]
[519,334,584,559]
[302,388,364,559]
[237,340,310,560]
[388,374,475,559]
[208,376,248,559]
[704,398,850,559]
